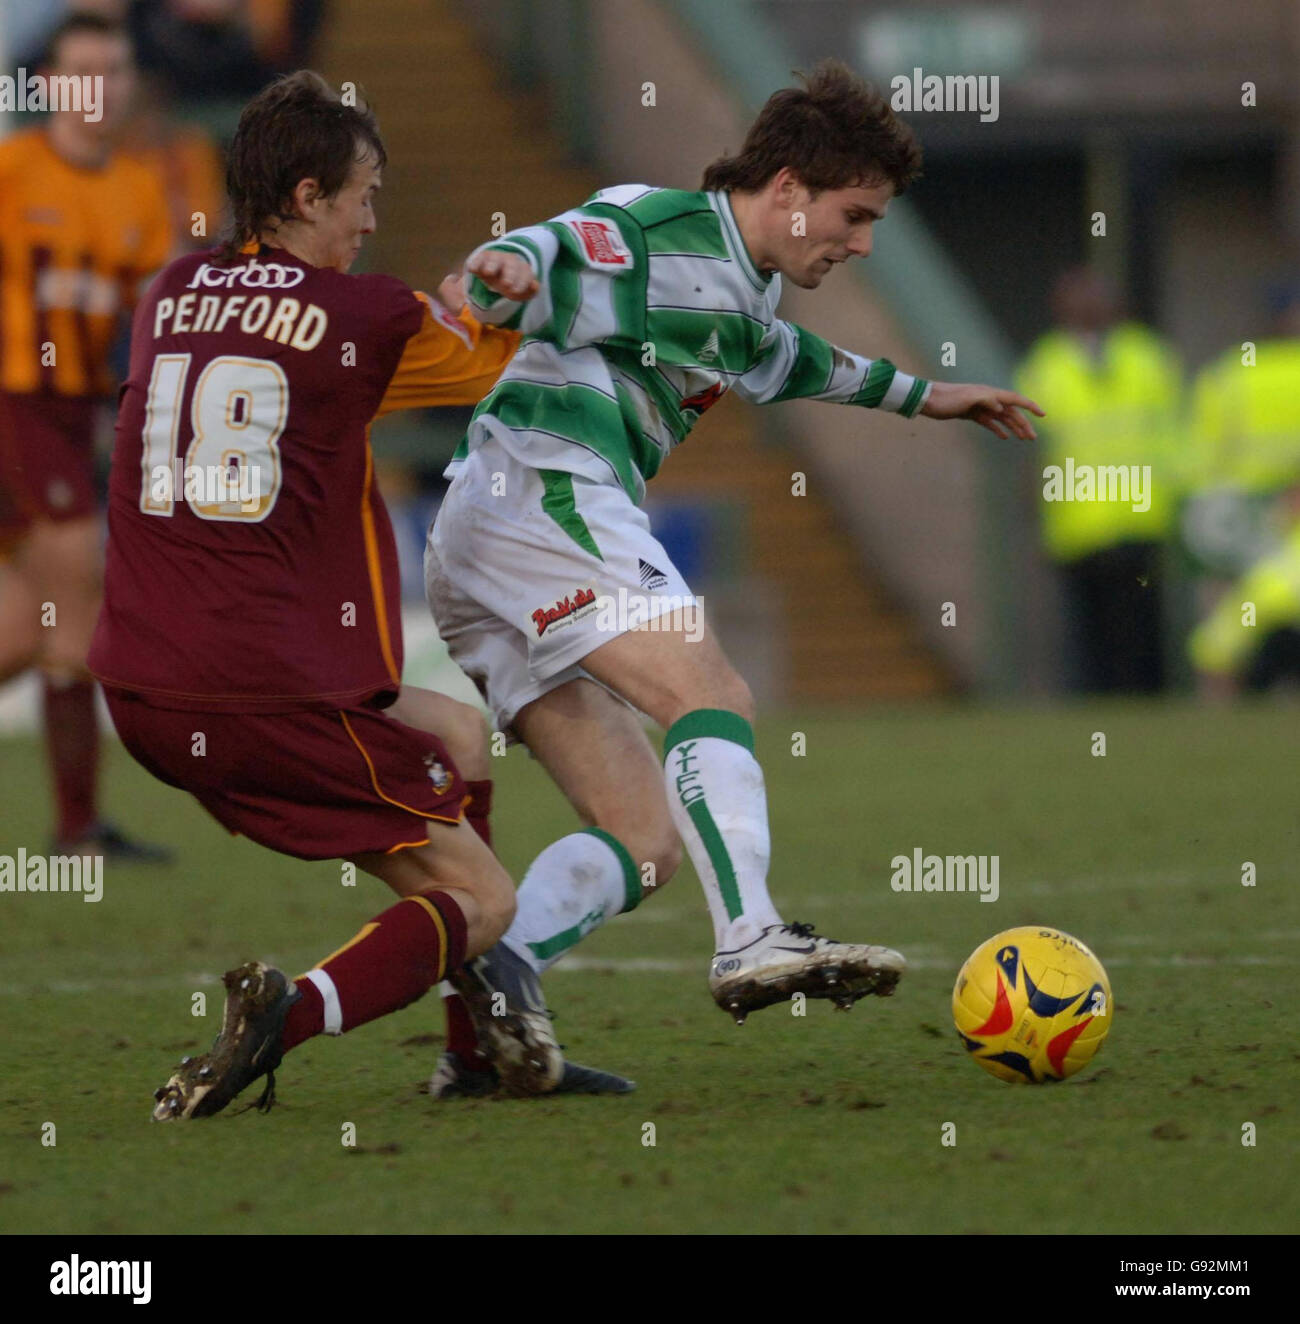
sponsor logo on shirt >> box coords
[186,260,306,290]
[34,266,120,315]
[532,586,598,637]
[697,329,720,363]
[681,381,725,415]
[567,218,632,269]
[424,294,474,349]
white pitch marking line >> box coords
[2,949,1297,997]
[547,953,1300,974]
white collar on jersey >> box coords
[709,189,773,294]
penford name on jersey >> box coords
[151,289,328,350]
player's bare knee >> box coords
[432,698,489,782]
[479,856,516,941]
[670,668,753,725]
[448,701,491,779]
[717,670,754,723]
[392,687,491,781]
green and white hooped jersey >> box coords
[449,184,931,505]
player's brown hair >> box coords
[701,59,922,196]
[219,71,386,261]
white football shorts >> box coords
[424,436,697,734]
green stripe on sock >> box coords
[540,469,603,560]
[583,826,641,913]
[685,797,744,921]
[526,914,600,963]
[663,708,754,757]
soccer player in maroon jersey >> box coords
[89,72,628,1117]
[0,14,173,860]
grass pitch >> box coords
[0,700,1296,1235]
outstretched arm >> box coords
[458,233,553,333]
[921,381,1044,440]
[433,254,536,316]
[464,249,540,302]
[733,320,931,416]
[459,207,641,348]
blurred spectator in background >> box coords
[243,0,325,72]
[1189,484,1300,696]
[1018,267,1182,693]
[10,1,325,103]
[120,72,228,251]
[129,0,323,101]
[1180,283,1300,582]
[1183,282,1300,696]
[5,0,129,69]
[0,13,172,856]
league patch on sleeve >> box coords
[566,217,633,269]
[417,291,474,349]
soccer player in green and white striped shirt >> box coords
[425,60,1041,1086]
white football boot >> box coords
[709,921,906,1024]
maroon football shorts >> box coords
[0,390,100,544]
[104,689,469,860]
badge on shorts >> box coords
[424,754,452,793]
[567,218,632,269]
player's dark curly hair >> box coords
[701,59,922,196]
[218,71,386,261]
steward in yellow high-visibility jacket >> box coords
[1189,342,1300,496]
[1016,269,1183,692]
[1181,334,1300,576]
[1190,504,1300,690]
[1017,322,1182,563]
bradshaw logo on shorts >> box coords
[185,260,305,290]
[532,587,598,637]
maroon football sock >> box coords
[446,779,494,1067]
[280,890,468,1054]
[43,675,99,843]
[442,986,493,1070]
[464,778,493,849]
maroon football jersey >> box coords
[89,245,518,711]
